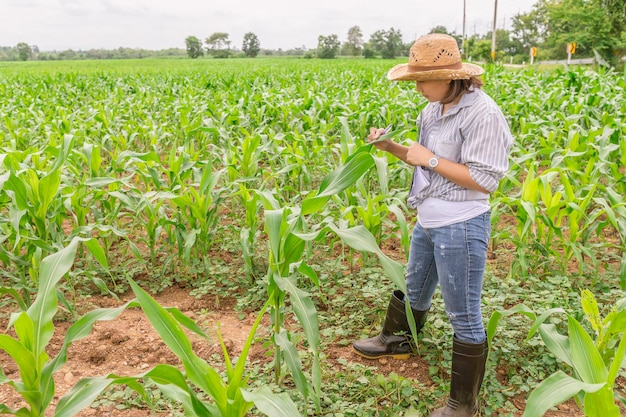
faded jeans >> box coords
[405,211,490,344]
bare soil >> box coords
[0,280,590,417]
[2,213,618,416]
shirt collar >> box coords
[435,87,479,118]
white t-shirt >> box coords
[417,198,490,228]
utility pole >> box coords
[462,0,467,59]
[490,0,498,61]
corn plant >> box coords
[168,158,226,270]
[487,289,626,416]
[253,138,409,411]
[236,184,263,282]
[0,236,130,417]
[262,205,321,413]
[0,136,74,293]
[87,278,303,417]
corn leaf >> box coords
[144,364,216,416]
[45,301,137,376]
[54,377,115,417]
[302,151,375,215]
[0,334,37,387]
[522,371,605,417]
[327,224,406,292]
[275,329,308,398]
[265,209,284,264]
[537,323,573,367]
[28,238,80,360]
[274,276,319,351]
[568,315,607,383]
[128,278,230,410]
[241,386,302,417]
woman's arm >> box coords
[406,142,489,193]
[368,127,488,193]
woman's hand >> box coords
[367,126,391,151]
[406,142,435,167]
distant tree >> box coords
[58,49,77,60]
[544,0,623,64]
[346,26,364,56]
[470,38,493,62]
[185,36,203,58]
[430,25,449,34]
[205,32,231,58]
[242,32,260,58]
[16,42,32,61]
[598,0,626,64]
[317,34,340,58]
[512,0,625,65]
[511,11,543,49]
[368,28,403,58]
[363,46,375,58]
[484,29,523,57]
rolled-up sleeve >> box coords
[461,110,513,193]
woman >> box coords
[352,33,513,417]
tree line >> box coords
[3,0,624,66]
[185,0,624,67]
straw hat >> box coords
[387,33,484,82]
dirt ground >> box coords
[0,281,590,417]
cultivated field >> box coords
[0,57,625,416]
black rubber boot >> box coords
[428,337,489,417]
[352,290,428,359]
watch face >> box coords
[429,157,438,168]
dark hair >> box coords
[440,76,483,104]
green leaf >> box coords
[83,238,109,271]
[54,377,114,417]
[527,308,566,340]
[607,330,626,387]
[45,301,137,375]
[328,224,406,292]
[28,238,80,360]
[83,176,129,187]
[166,307,210,340]
[274,276,319,351]
[3,172,29,210]
[0,403,30,417]
[297,262,320,289]
[302,152,375,215]
[487,304,536,346]
[619,251,626,290]
[522,371,605,417]
[265,209,284,264]
[143,364,214,416]
[0,287,27,311]
[241,386,303,417]
[0,333,38,388]
[275,330,308,398]
[128,278,228,409]
[227,301,269,411]
[583,386,621,417]
[568,315,607,383]
[537,323,573,367]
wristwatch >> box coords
[428,155,440,169]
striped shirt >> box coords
[407,87,513,211]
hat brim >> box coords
[387,62,484,81]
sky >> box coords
[1,0,538,52]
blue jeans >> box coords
[405,212,490,344]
